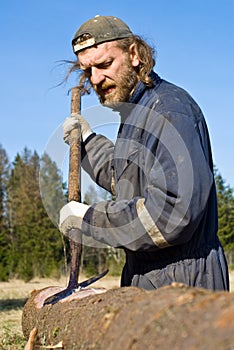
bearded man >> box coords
[60,15,229,291]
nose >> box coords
[90,67,105,85]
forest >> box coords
[0,144,233,282]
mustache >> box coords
[94,80,115,92]
[101,82,115,90]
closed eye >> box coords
[96,60,113,69]
[81,59,113,78]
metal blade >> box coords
[43,287,76,306]
[78,269,109,289]
[43,269,109,306]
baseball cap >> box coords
[72,15,133,54]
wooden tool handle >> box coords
[68,87,81,202]
[68,86,82,288]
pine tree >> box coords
[0,145,10,280]
[39,152,68,276]
[215,169,234,266]
[6,148,66,281]
[39,152,67,226]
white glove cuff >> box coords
[82,130,94,142]
[59,201,90,236]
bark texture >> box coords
[22,284,234,350]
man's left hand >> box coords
[59,201,90,237]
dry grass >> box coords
[0,272,233,349]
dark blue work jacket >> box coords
[82,71,229,291]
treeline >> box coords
[0,144,233,282]
[215,167,234,267]
[0,146,67,281]
[0,145,124,281]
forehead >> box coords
[78,41,124,67]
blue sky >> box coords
[0,0,233,188]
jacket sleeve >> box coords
[82,111,214,251]
[81,134,115,194]
[138,111,214,249]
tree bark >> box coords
[22,284,234,349]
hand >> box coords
[63,113,92,144]
[59,201,90,239]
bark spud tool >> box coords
[43,87,108,306]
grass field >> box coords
[0,272,233,349]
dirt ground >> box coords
[0,272,233,349]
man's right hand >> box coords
[63,113,93,144]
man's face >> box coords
[78,41,139,106]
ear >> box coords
[129,43,140,67]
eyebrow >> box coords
[80,57,114,71]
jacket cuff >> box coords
[82,132,96,146]
[81,206,95,236]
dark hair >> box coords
[66,35,156,93]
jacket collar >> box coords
[129,71,161,104]
[111,71,161,122]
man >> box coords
[60,15,229,291]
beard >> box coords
[93,59,139,107]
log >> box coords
[22,284,234,349]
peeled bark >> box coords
[22,284,234,350]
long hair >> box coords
[116,35,156,86]
[65,35,156,94]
